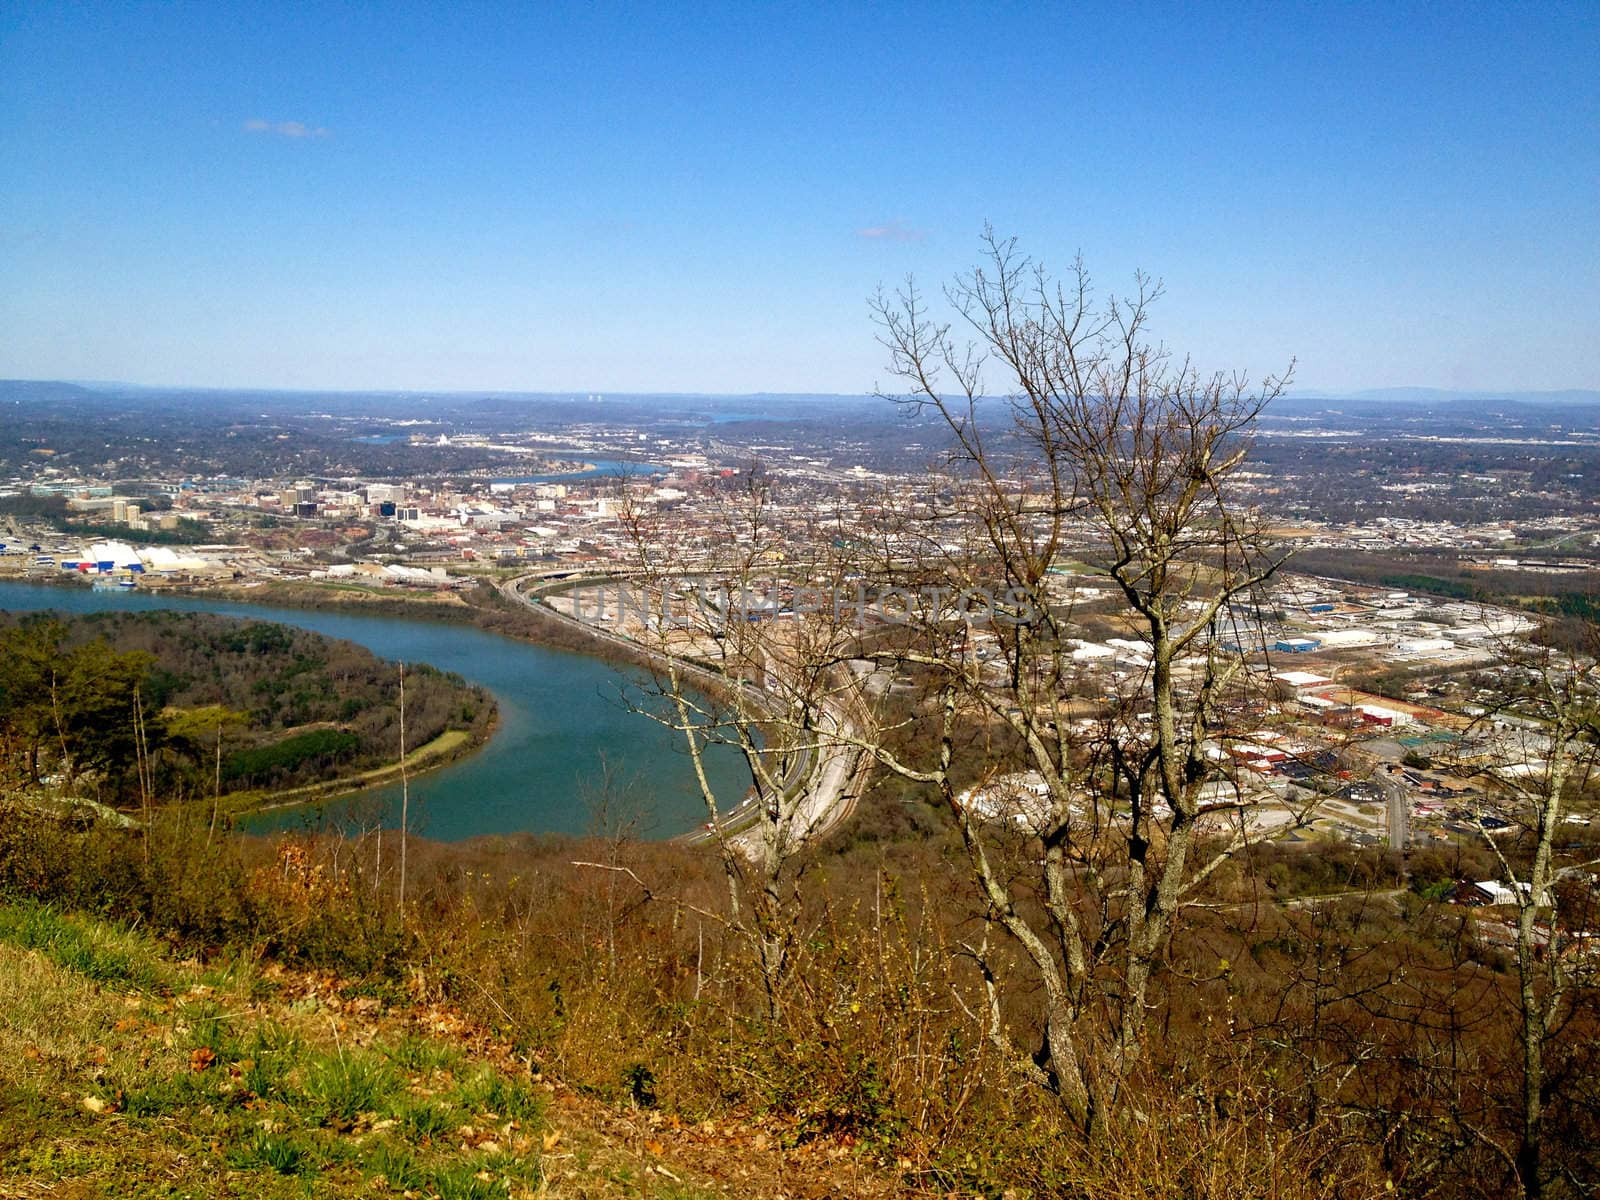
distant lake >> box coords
[0,580,748,841]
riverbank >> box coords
[2,727,486,830]
[221,728,481,817]
[0,576,752,839]
[0,593,499,823]
[0,575,491,816]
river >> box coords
[490,457,664,485]
[0,580,749,840]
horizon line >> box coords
[4,377,1599,404]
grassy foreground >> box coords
[0,900,729,1199]
[0,807,1428,1198]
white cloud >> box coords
[243,118,330,138]
[857,218,926,242]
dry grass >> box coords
[0,901,725,1200]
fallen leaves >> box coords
[80,1090,122,1114]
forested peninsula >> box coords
[0,610,495,811]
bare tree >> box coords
[862,230,1295,1135]
[610,470,867,1020]
[1458,633,1600,1198]
[576,756,650,975]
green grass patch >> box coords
[381,1031,464,1075]
[396,1095,456,1139]
[0,903,604,1198]
[237,1021,302,1102]
[300,1048,402,1123]
[198,948,274,999]
[0,899,167,990]
[230,1129,314,1176]
[428,1153,541,1199]
[456,1064,544,1122]
[366,1140,425,1190]
[182,997,239,1057]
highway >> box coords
[495,571,868,852]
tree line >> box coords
[0,610,494,803]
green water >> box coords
[0,580,748,840]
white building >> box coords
[1273,670,1334,692]
[1313,628,1383,649]
[1394,638,1456,657]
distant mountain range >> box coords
[1290,387,1600,406]
[4,379,1598,412]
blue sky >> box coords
[2,2,1595,395]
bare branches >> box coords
[612,466,873,1023]
[865,233,1295,1134]
[1451,629,1600,1198]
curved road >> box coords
[496,572,868,850]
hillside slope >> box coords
[0,900,891,1199]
